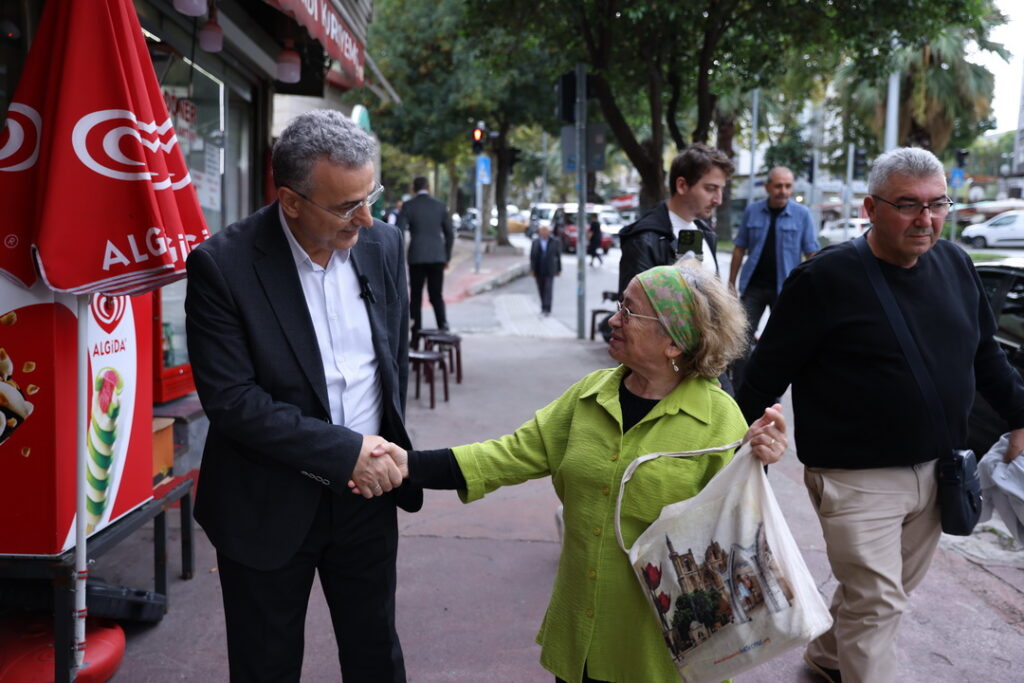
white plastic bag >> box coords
[615,442,832,683]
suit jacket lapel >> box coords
[252,209,331,418]
[349,239,390,365]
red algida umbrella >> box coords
[0,0,210,295]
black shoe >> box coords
[439,322,450,331]
[803,652,841,682]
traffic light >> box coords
[556,72,576,124]
[507,147,522,170]
[804,155,815,184]
[471,125,485,155]
[853,148,868,179]
[955,148,969,168]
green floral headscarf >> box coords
[635,265,700,353]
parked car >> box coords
[599,210,628,246]
[819,218,871,244]
[960,210,1024,249]
[526,202,563,238]
[561,214,613,254]
[967,258,1024,456]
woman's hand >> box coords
[347,441,409,496]
[744,403,788,465]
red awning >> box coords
[265,0,365,87]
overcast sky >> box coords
[972,0,1024,133]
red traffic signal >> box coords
[471,126,485,154]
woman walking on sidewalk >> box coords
[358,260,788,683]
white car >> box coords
[819,218,870,244]
[960,210,1024,248]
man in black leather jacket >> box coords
[617,143,734,294]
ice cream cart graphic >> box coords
[0,285,153,555]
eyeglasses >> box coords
[286,183,385,222]
[870,195,953,219]
[615,301,661,324]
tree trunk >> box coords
[492,120,512,247]
[446,160,459,215]
[715,111,737,241]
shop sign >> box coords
[267,0,365,85]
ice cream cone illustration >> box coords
[86,367,123,533]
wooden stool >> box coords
[423,331,463,384]
[589,308,613,340]
[411,328,442,350]
[409,349,449,409]
[590,290,621,341]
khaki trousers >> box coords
[803,461,942,683]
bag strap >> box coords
[614,439,744,554]
[853,235,953,450]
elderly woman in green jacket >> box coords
[359,259,787,683]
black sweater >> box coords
[737,238,1024,469]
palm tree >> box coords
[834,6,1008,155]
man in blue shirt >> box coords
[728,166,819,385]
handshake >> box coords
[347,435,410,498]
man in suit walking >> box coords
[185,109,420,682]
[398,176,454,332]
[530,223,562,315]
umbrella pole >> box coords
[75,294,89,669]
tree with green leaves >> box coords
[832,2,1006,157]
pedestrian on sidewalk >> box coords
[587,216,603,266]
[530,223,562,315]
[737,147,1024,683]
[185,109,421,682]
[727,166,819,388]
[399,176,454,332]
[363,260,790,683]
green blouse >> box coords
[452,365,748,683]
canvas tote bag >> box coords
[615,442,832,683]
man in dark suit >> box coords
[185,109,420,682]
[529,223,561,315]
[398,176,454,332]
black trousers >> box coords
[409,261,446,330]
[216,490,404,683]
[535,274,555,313]
[731,283,778,390]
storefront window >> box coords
[142,26,258,402]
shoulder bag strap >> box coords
[853,235,953,450]
[614,439,744,554]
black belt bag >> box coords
[855,237,982,536]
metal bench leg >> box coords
[154,510,168,608]
[54,572,74,683]
[180,489,194,580]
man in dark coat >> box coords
[398,176,454,332]
[529,223,562,315]
[185,110,419,682]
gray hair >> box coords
[272,109,378,194]
[672,258,748,378]
[867,147,946,195]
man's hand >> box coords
[1004,428,1024,464]
[348,435,403,498]
[744,403,788,465]
[372,442,409,478]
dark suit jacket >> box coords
[398,193,454,264]
[530,236,562,277]
[185,202,421,571]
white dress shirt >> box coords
[668,210,718,276]
[278,206,382,435]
